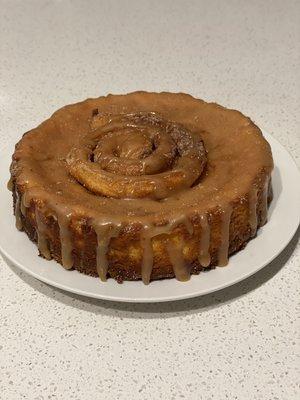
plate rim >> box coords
[0,132,299,302]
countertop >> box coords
[0,1,299,399]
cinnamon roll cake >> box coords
[8,92,274,284]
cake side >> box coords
[10,171,272,283]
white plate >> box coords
[0,132,299,302]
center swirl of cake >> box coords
[67,111,207,199]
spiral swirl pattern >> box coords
[66,111,207,199]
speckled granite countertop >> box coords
[0,1,299,399]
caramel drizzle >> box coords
[20,191,31,216]
[141,227,154,285]
[14,189,30,231]
[35,208,51,260]
[7,177,13,191]
[218,204,233,266]
[248,187,258,236]
[141,215,194,284]
[12,192,244,280]
[20,196,27,216]
[14,189,51,260]
[15,193,22,231]
[166,238,190,281]
[198,213,211,267]
[13,187,259,282]
[58,214,73,269]
[94,222,121,281]
[261,179,269,226]
[13,192,238,280]
[22,191,31,208]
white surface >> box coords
[0,0,299,399]
[1,133,299,303]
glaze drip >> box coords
[249,187,258,236]
[35,208,51,260]
[166,239,190,281]
[218,205,233,266]
[15,193,22,231]
[20,196,27,216]
[261,180,269,225]
[22,191,31,208]
[140,215,194,283]
[198,213,211,267]
[7,177,13,191]
[141,226,154,285]
[94,222,121,281]
[58,214,73,269]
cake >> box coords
[8,91,274,284]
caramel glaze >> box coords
[15,192,22,231]
[141,215,194,284]
[9,91,274,284]
[66,112,207,200]
[217,204,233,266]
[35,208,51,260]
[94,222,121,281]
[167,238,190,281]
[248,187,258,237]
[198,213,211,267]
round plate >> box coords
[0,133,299,302]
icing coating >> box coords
[9,92,274,283]
[198,214,211,267]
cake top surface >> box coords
[12,91,273,224]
